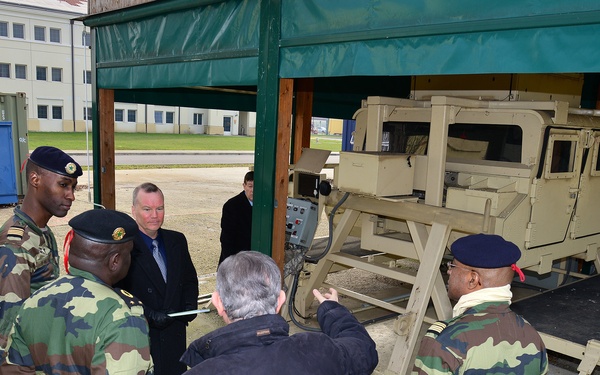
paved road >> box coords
[69,151,340,166]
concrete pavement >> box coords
[64,150,340,166]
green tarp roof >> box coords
[86,0,600,90]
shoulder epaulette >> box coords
[115,287,144,308]
[427,320,448,335]
[7,226,25,241]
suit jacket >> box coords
[219,191,252,265]
[116,228,199,375]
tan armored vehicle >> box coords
[294,95,600,374]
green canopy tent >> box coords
[84,0,600,256]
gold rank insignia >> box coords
[7,227,25,241]
[112,227,126,241]
[65,162,77,175]
[427,320,448,335]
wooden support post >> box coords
[272,78,294,271]
[386,220,452,375]
[293,78,314,163]
[98,89,116,209]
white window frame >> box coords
[0,63,9,78]
[51,106,62,120]
[115,109,124,122]
[13,23,24,39]
[36,66,47,81]
[34,26,45,41]
[15,64,26,79]
[51,67,62,82]
[49,28,61,43]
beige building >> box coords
[0,0,255,136]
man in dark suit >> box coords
[218,171,253,266]
[116,182,199,375]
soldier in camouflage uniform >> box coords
[0,146,82,363]
[413,234,548,375]
[3,209,153,374]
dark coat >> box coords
[116,229,199,375]
[181,301,378,375]
[219,191,252,265]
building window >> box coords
[154,111,163,124]
[115,109,124,122]
[36,66,47,81]
[49,28,60,43]
[0,22,7,37]
[166,112,174,124]
[193,113,203,125]
[52,106,62,120]
[37,105,48,119]
[83,107,92,120]
[13,24,24,39]
[15,64,26,79]
[83,70,91,84]
[127,110,137,123]
[0,63,9,78]
[34,26,45,41]
[82,31,90,47]
[51,67,62,82]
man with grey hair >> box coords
[181,251,378,375]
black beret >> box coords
[451,233,521,268]
[69,209,137,244]
[29,146,82,178]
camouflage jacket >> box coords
[0,208,59,363]
[413,301,548,375]
[5,267,153,374]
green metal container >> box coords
[0,92,29,197]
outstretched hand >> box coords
[312,288,339,304]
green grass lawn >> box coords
[28,132,342,152]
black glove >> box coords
[144,307,175,329]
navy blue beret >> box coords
[69,209,137,244]
[29,146,82,178]
[451,233,521,268]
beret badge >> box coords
[112,227,126,241]
[65,162,77,175]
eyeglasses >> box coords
[446,261,475,272]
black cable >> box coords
[289,191,399,332]
[288,271,321,332]
[305,192,350,262]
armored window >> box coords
[544,133,579,179]
[34,26,45,41]
[380,121,522,163]
[115,109,124,122]
[0,63,9,78]
[166,112,174,124]
[0,22,8,37]
[51,68,62,82]
[13,23,24,39]
[36,66,47,80]
[50,28,61,43]
[38,105,48,119]
[15,64,26,79]
[127,110,136,122]
[52,106,62,120]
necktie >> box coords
[152,239,167,282]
